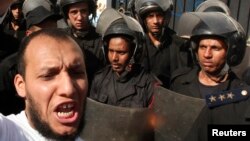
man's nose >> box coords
[152,16,158,23]
[112,52,118,61]
[76,12,83,20]
[204,48,212,58]
[58,73,75,97]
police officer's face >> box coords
[145,11,164,34]
[11,4,22,20]
[14,35,88,139]
[108,37,131,76]
[68,2,89,30]
[197,38,227,75]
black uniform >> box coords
[64,26,106,88]
[171,67,250,141]
[0,25,20,63]
[142,27,192,89]
[2,19,26,41]
[89,65,159,108]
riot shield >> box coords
[153,86,206,141]
[80,86,206,141]
[80,98,154,141]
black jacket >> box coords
[89,65,159,108]
[3,20,26,41]
[0,26,20,63]
[142,27,192,88]
[171,67,250,141]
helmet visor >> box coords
[177,12,237,38]
[135,0,173,14]
[96,8,144,37]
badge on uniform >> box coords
[205,87,250,108]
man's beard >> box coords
[27,95,84,141]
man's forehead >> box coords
[27,35,54,48]
[199,38,227,48]
[25,36,83,64]
[25,35,66,55]
[199,36,225,43]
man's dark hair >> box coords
[17,28,76,78]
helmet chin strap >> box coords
[151,25,165,40]
[151,31,161,40]
[73,29,88,38]
[125,53,136,72]
[216,63,229,78]
[125,59,134,72]
[203,63,230,83]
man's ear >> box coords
[14,74,26,98]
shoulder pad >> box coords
[205,87,250,108]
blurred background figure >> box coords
[0,0,20,63]
[2,0,26,41]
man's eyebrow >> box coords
[68,61,85,69]
[39,65,60,74]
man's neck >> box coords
[198,70,228,86]
[148,32,161,48]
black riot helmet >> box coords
[178,0,231,39]
[96,8,145,67]
[103,19,137,45]
[103,19,137,64]
[10,0,24,9]
[22,0,52,19]
[190,12,246,67]
[59,0,96,20]
[22,0,60,28]
[134,0,173,31]
[195,0,231,15]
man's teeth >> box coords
[57,103,74,118]
[58,111,73,118]
[61,103,74,109]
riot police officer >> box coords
[170,12,249,141]
[89,8,160,108]
[2,0,26,41]
[133,0,193,88]
[59,0,106,88]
